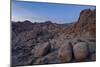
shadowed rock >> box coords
[33,42,51,58]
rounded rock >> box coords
[73,42,89,61]
[58,42,73,62]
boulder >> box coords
[33,42,51,58]
[34,51,60,64]
[58,42,73,62]
[73,42,89,61]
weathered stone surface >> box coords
[73,42,89,61]
[58,42,73,62]
[34,51,61,64]
[33,42,51,58]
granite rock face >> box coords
[73,42,89,61]
[64,9,96,37]
[33,42,51,58]
[58,42,73,62]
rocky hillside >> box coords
[11,9,96,66]
[63,9,96,37]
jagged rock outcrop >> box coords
[64,9,96,37]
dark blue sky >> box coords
[12,0,95,24]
